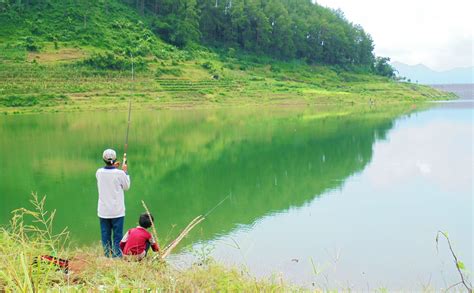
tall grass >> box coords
[0,194,294,291]
[0,193,69,291]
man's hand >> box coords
[122,163,128,173]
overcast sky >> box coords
[316,0,473,71]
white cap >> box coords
[102,149,117,162]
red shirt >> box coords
[120,227,159,255]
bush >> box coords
[239,64,249,71]
[0,94,68,107]
[223,63,235,70]
[0,95,39,107]
[82,52,147,71]
[23,36,41,52]
[374,57,396,78]
[270,65,281,73]
[201,61,213,70]
[155,67,182,77]
[227,47,236,57]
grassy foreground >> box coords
[0,194,299,291]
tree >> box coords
[264,0,294,58]
[242,0,270,52]
[173,0,200,46]
[374,57,396,77]
[123,0,377,67]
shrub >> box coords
[23,36,41,52]
[227,47,236,57]
[0,94,69,107]
[201,61,213,70]
[374,57,396,78]
[155,67,182,77]
[223,63,235,70]
[239,64,248,71]
[82,52,147,71]
[270,65,281,73]
[0,95,39,107]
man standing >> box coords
[96,148,130,257]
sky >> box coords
[316,0,473,71]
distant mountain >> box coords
[392,62,473,85]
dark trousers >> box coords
[99,217,124,257]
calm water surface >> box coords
[0,85,472,289]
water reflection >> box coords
[0,106,407,247]
[174,93,473,289]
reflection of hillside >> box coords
[135,113,396,246]
[0,106,406,245]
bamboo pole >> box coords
[141,200,162,257]
[141,200,205,260]
[160,215,205,259]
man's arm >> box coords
[120,165,131,191]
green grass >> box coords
[0,94,69,107]
[0,194,300,291]
[0,0,455,115]
[0,49,455,114]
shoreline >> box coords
[0,92,455,115]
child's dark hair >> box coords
[139,213,154,229]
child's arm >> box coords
[150,236,160,252]
[119,231,130,252]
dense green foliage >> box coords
[0,94,68,107]
[0,0,449,114]
[1,0,391,74]
[196,0,375,66]
[374,56,396,78]
[0,0,185,66]
[123,0,376,68]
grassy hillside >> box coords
[0,1,453,114]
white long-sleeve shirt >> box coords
[96,167,130,218]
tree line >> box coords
[125,0,375,68]
[1,0,395,75]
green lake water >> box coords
[1,106,397,245]
[0,88,472,289]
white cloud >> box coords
[365,118,472,193]
[316,0,474,71]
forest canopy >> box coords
[1,0,395,75]
[129,0,376,67]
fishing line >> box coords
[204,193,231,218]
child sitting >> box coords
[120,213,160,260]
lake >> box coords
[0,84,472,290]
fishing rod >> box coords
[123,52,134,165]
